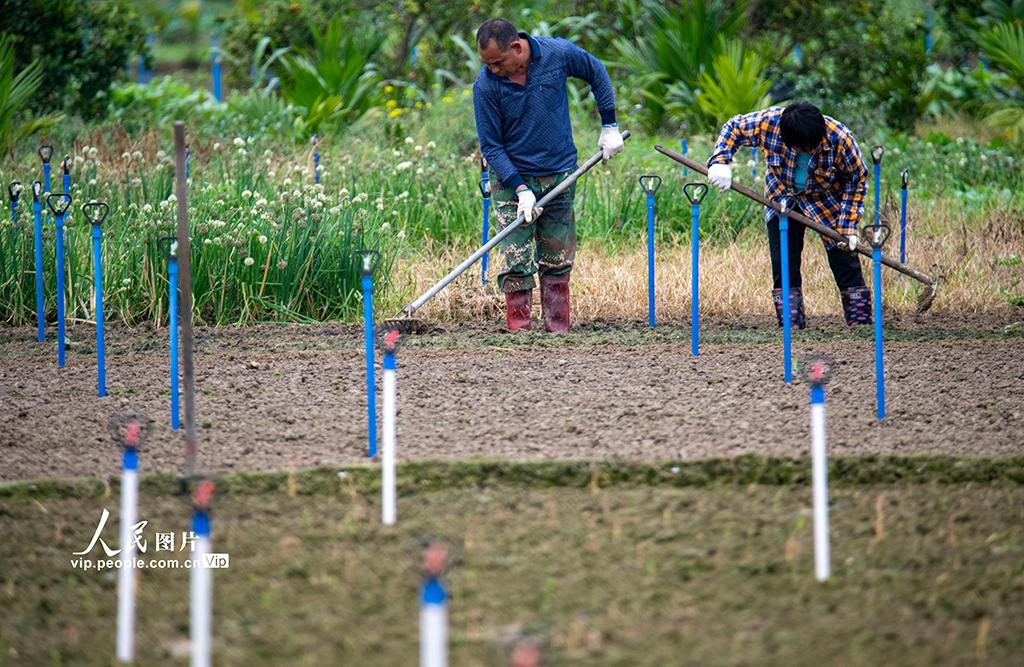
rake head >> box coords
[917,279,939,313]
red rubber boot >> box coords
[540,274,570,333]
[505,289,532,332]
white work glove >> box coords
[707,163,732,191]
[516,187,541,223]
[845,234,858,252]
[598,124,624,164]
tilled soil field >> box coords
[1,314,1022,481]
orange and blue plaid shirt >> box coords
[708,107,868,240]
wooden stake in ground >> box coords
[174,122,198,477]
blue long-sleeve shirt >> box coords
[473,33,616,191]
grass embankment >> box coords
[1,458,1022,665]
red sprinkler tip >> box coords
[422,543,447,578]
[385,329,400,351]
[193,479,216,510]
[124,421,141,447]
[810,361,826,384]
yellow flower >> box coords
[385,99,397,108]
[441,96,454,104]
[389,108,403,119]
[414,101,423,109]
[384,85,394,93]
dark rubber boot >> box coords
[505,289,532,332]
[540,274,570,333]
[772,288,807,329]
[841,286,872,325]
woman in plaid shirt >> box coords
[706,102,872,327]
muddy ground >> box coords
[0,475,1022,665]
[1,313,1022,481]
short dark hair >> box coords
[476,19,519,51]
[780,102,827,151]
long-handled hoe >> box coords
[384,131,632,332]
[654,146,939,312]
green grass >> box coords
[1,458,1021,665]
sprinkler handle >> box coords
[46,193,72,217]
[871,145,884,165]
[682,182,708,205]
[82,201,110,226]
[638,174,662,196]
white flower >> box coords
[74,155,85,165]
[958,157,967,167]
[143,204,153,214]
[242,190,252,199]
[203,238,212,246]
[244,256,255,266]
[391,209,399,216]
[237,148,247,157]
[167,194,177,204]
[396,161,413,171]
[414,145,423,153]
[340,187,350,197]
[132,151,142,161]
[405,136,414,144]
[426,141,436,149]
[258,235,268,244]
[213,143,222,151]
[277,260,288,270]
[88,147,98,158]
[88,178,97,186]
[212,220,226,228]
[381,222,391,231]
[233,137,246,147]
[416,168,424,175]
[122,278,132,286]
[283,178,293,187]
[397,230,405,240]
[122,152,131,161]
[263,149,273,158]
[156,150,167,160]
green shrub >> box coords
[0,0,147,118]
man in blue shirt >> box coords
[474,18,623,332]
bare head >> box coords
[780,101,827,153]
[476,19,529,78]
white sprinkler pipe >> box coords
[810,384,831,581]
[382,348,397,525]
[191,514,212,667]
[116,449,139,663]
[420,578,448,667]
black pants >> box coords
[767,214,866,291]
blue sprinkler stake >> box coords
[31,181,45,342]
[39,144,52,233]
[312,135,320,185]
[62,155,71,195]
[185,144,191,180]
[46,193,72,368]
[83,202,110,396]
[420,543,448,667]
[800,355,833,581]
[683,182,708,355]
[355,249,380,458]
[899,169,909,265]
[7,180,19,225]
[779,198,793,384]
[871,145,884,225]
[639,175,662,329]
[751,147,758,181]
[39,144,52,196]
[479,156,491,285]
[211,35,222,102]
[159,237,180,429]
[864,222,891,420]
[109,413,153,664]
[680,123,688,178]
[925,9,934,56]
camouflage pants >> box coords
[491,170,576,293]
